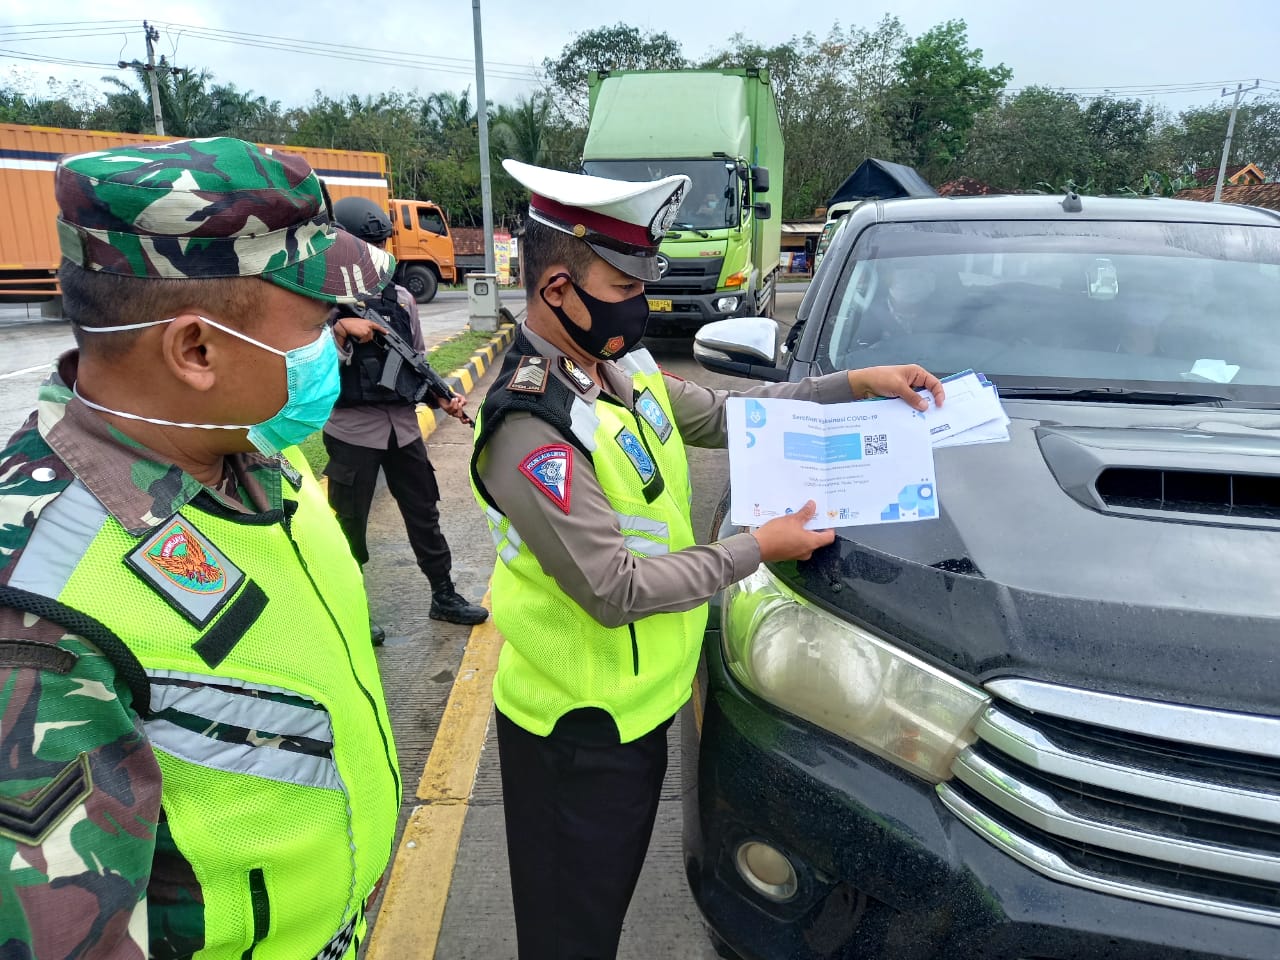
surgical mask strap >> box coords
[77,315,288,357]
[73,384,256,431]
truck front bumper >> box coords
[646,291,751,334]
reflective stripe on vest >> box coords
[13,453,400,958]
[472,349,706,742]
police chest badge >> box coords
[519,444,574,514]
[616,428,656,484]
[634,389,673,443]
[509,356,548,394]
[126,514,244,627]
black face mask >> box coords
[539,272,649,361]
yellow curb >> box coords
[365,593,503,960]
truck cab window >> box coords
[418,209,447,236]
[401,205,412,230]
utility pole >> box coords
[1213,80,1260,202]
[118,21,184,137]
[472,0,496,275]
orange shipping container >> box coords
[0,122,390,299]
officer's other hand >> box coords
[751,501,835,562]
[442,396,468,420]
[848,364,944,410]
[333,317,387,345]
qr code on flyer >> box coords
[864,434,889,456]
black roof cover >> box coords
[827,158,937,207]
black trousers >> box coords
[321,431,452,586]
[495,709,671,960]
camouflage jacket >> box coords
[0,352,290,959]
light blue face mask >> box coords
[75,315,341,458]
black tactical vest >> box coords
[335,286,417,408]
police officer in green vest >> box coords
[470,160,945,959]
[0,138,401,958]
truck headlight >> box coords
[714,296,741,313]
[722,565,988,782]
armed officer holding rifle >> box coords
[323,197,488,641]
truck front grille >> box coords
[938,678,1280,927]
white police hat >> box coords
[502,159,690,281]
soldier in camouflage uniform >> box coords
[0,138,403,959]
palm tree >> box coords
[493,93,551,166]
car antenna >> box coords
[1061,190,1083,213]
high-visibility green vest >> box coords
[3,450,401,959]
[472,342,708,743]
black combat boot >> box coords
[429,579,489,625]
[370,621,386,646]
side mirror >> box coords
[693,317,787,382]
[752,201,772,220]
[750,165,770,193]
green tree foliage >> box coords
[889,20,1011,181]
[963,87,1091,191]
[4,18,1276,232]
[542,23,687,125]
[702,18,908,217]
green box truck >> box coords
[584,68,783,334]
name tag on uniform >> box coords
[634,389,673,444]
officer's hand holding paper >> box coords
[728,370,1009,530]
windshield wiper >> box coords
[672,221,711,238]
[996,387,1229,406]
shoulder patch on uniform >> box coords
[125,514,244,628]
[509,356,549,394]
[615,428,656,483]
[518,445,574,514]
[558,357,594,394]
[634,389,673,444]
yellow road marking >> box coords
[365,594,503,960]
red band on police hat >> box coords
[529,194,654,250]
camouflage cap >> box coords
[55,137,394,304]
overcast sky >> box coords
[3,0,1278,115]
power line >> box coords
[154,21,542,73]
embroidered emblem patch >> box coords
[602,335,626,358]
[635,389,673,443]
[559,356,594,394]
[510,356,549,394]
[519,445,574,514]
[126,515,245,627]
[616,428,656,484]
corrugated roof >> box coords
[1174,182,1280,211]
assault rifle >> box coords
[374,324,473,427]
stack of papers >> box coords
[912,370,1010,448]
[724,370,1010,529]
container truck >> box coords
[0,122,456,304]
[583,68,783,334]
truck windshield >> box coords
[581,159,736,231]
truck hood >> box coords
[772,399,1280,716]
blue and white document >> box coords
[726,371,1010,530]
[726,396,938,529]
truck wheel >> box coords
[403,265,439,304]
